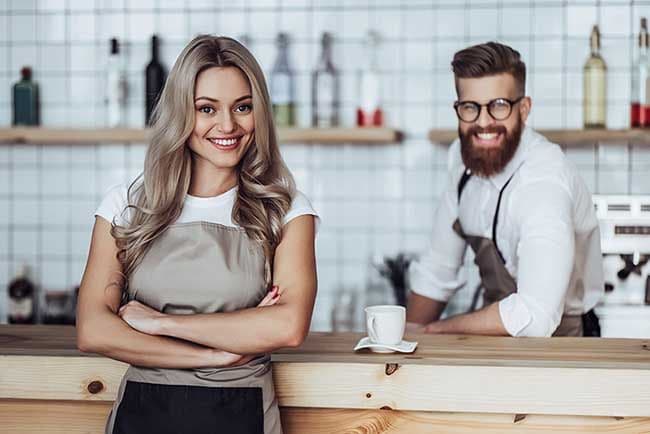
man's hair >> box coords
[451,42,526,96]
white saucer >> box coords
[353,336,418,354]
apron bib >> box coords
[106,222,282,434]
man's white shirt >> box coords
[409,126,604,337]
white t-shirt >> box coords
[95,183,319,232]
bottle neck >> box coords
[275,44,290,71]
[151,39,159,61]
[319,42,332,68]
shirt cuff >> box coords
[498,294,533,336]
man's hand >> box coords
[405,321,426,333]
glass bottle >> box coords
[106,37,127,127]
[8,265,36,325]
[12,66,40,126]
[270,33,296,127]
[583,25,607,129]
[357,31,383,127]
[631,19,649,127]
[312,32,339,127]
[145,35,166,126]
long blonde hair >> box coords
[113,35,295,287]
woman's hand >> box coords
[118,300,167,335]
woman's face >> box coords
[188,66,255,174]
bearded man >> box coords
[406,42,603,337]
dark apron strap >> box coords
[456,168,516,265]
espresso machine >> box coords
[593,195,650,337]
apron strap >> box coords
[457,169,473,201]
[457,167,517,264]
[492,173,516,264]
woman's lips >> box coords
[208,136,242,151]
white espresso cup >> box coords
[364,305,406,345]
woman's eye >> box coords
[235,104,252,113]
[198,106,214,114]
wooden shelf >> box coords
[429,128,650,146]
[0,127,402,145]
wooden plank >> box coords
[12,127,148,144]
[0,400,112,434]
[281,408,650,434]
[0,356,127,402]
[1,400,649,434]
[0,127,402,145]
[279,127,402,144]
[428,129,650,146]
[3,326,650,370]
[2,356,650,417]
[273,362,650,417]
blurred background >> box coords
[2,0,650,336]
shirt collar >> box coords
[486,125,534,190]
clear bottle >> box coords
[12,66,40,126]
[106,37,127,127]
[631,19,648,127]
[270,33,296,127]
[357,31,383,127]
[583,25,607,129]
[312,32,339,127]
[145,35,166,126]
[8,265,36,325]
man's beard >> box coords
[459,119,523,178]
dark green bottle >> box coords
[12,66,40,126]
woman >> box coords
[76,35,318,434]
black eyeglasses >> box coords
[453,96,525,123]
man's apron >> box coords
[453,169,598,337]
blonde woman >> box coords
[76,35,318,434]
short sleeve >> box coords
[94,184,130,226]
[283,190,320,233]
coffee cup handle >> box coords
[367,315,378,342]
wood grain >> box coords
[3,326,650,370]
[281,408,650,434]
[2,401,649,434]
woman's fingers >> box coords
[257,286,280,307]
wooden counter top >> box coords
[2,324,649,369]
[2,325,650,433]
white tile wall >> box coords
[1,0,649,327]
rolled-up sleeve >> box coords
[499,180,575,337]
[409,179,468,302]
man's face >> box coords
[455,73,531,178]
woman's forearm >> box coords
[158,303,309,354]
[77,307,234,369]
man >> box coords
[407,42,603,337]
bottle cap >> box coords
[277,32,289,47]
[110,38,119,55]
[20,66,32,80]
[17,264,29,279]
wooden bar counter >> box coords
[1,325,650,433]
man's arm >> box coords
[407,159,468,325]
[406,292,447,324]
[423,302,508,335]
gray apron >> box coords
[106,221,282,434]
[453,169,584,337]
